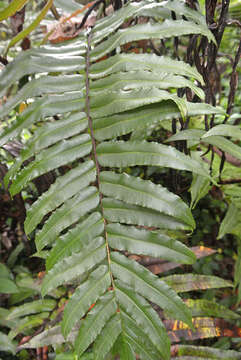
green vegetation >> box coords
[0,0,240,359]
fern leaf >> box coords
[93,101,223,141]
[97,141,210,178]
[10,134,91,196]
[41,237,106,296]
[62,265,111,338]
[100,171,195,229]
[121,310,161,360]
[75,292,117,357]
[24,161,96,235]
[91,71,204,99]
[103,198,190,230]
[116,280,170,359]
[111,252,192,326]
[93,313,122,360]
[107,223,195,264]
[90,53,203,82]
[46,212,104,271]
[91,21,215,62]
[35,186,99,251]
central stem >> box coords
[85,29,115,290]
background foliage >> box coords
[0,0,241,359]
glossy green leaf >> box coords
[41,237,106,296]
[121,310,162,360]
[90,53,203,83]
[97,141,210,178]
[103,198,190,230]
[75,292,117,358]
[62,265,111,338]
[190,174,211,209]
[35,186,99,251]
[0,0,28,21]
[10,134,91,196]
[91,71,204,99]
[113,334,136,360]
[166,129,205,143]
[218,202,241,239]
[163,274,233,292]
[91,21,214,62]
[90,87,187,119]
[116,281,170,359]
[111,252,192,326]
[46,212,104,271]
[202,135,241,161]
[0,50,84,97]
[100,171,195,229]
[93,313,122,360]
[202,124,241,140]
[25,160,96,234]
[7,299,56,320]
[93,101,222,141]
[107,223,195,264]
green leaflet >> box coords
[103,198,190,230]
[174,345,241,359]
[190,174,211,209]
[90,87,187,119]
[75,292,117,358]
[0,278,19,294]
[97,141,210,178]
[24,161,96,235]
[166,129,206,142]
[218,202,241,239]
[46,212,104,271]
[121,310,162,360]
[100,171,195,229]
[93,313,122,360]
[62,265,111,338]
[4,112,87,188]
[7,299,56,320]
[10,134,92,196]
[41,237,106,296]
[113,334,136,360]
[115,281,170,360]
[1,75,85,118]
[90,53,203,83]
[8,312,49,340]
[90,71,204,99]
[111,252,192,327]
[185,299,240,320]
[202,135,241,161]
[35,186,99,251]
[0,331,16,354]
[202,124,241,140]
[0,0,28,21]
[0,50,85,97]
[0,92,85,149]
[91,21,214,62]
[163,274,233,293]
[107,223,195,264]
[93,101,222,141]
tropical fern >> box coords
[0,0,232,358]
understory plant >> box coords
[0,0,241,359]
